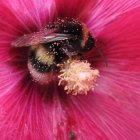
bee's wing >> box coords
[12,30,72,47]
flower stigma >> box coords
[12,18,100,95]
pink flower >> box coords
[0,0,140,139]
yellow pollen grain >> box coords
[31,44,54,65]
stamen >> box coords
[58,59,99,95]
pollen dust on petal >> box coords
[58,59,99,95]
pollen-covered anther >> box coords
[58,60,99,95]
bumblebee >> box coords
[12,19,95,74]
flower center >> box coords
[12,18,99,95]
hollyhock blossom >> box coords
[0,0,140,139]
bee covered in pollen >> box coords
[12,18,100,95]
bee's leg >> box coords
[94,45,108,67]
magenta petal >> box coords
[74,93,140,139]
[87,7,140,139]
[0,82,50,139]
[97,7,140,71]
[86,0,140,33]
[94,6,140,104]
[0,0,56,34]
[55,0,97,19]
